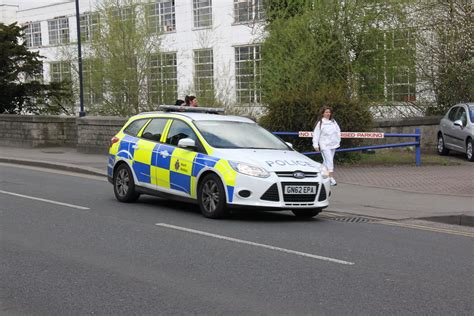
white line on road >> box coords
[0,190,90,210]
[155,223,354,265]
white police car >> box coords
[108,106,331,218]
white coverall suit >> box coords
[312,118,341,173]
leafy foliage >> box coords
[414,0,473,114]
[0,23,70,114]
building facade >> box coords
[9,0,265,110]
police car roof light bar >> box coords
[159,105,225,114]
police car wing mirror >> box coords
[178,138,196,149]
[285,142,294,149]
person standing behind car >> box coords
[185,95,198,107]
[312,106,341,186]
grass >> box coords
[338,149,461,166]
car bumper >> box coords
[228,173,330,209]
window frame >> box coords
[234,45,262,105]
[24,22,42,48]
[193,0,213,29]
[48,17,70,45]
[146,0,176,33]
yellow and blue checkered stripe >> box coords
[111,136,237,202]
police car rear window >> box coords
[124,119,148,136]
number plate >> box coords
[284,185,316,194]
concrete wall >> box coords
[0,114,442,154]
[373,116,442,152]
[0,114,77,148]
[77,116,127,154]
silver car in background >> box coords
[437,102,474,161]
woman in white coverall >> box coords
[312,106,341,186]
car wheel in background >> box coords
[467,138,473,161]
[437,134,449,155]
[198,173,228,219]
[113,163,140,202]
[292,209,322,219]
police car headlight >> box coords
[229,161,270,178]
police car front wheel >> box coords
[198,173,228,219]
[292,209,322,219]
[114,164,140,203]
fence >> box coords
[273,128,422,166]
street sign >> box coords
[298,131,385,138]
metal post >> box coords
[75,0,85,117]
[415,128,421,166]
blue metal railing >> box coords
[273,128,422,166]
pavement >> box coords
[1,146,473,225]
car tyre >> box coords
[113,163,140,203]
[467,138,474,162]
[437,134,449,155]
[198,173,228,219]
[292,209,322,219]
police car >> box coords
[108,106,331,219]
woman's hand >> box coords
[314,146,319,152]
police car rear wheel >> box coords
[114,164,139,203]
[198,174,228,219]
[292,209,321,219]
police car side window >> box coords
[166,120,199,148]
[141,118,167,142]
[124,119,148,136]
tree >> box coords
[413,0,473,114]
[0,23,69,114]
[82,0,168,116]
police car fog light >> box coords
[238,190,251,198]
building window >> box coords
[194,49,214,101]
[80,13,100,42]
[24,22,42,47]
[48,17,69,45]
[193,0,212,28]
[361,29,416,103]
[147,0,176,33]
[148,52,177,105]
[233,0,264,24]
[50,61,71,83]
[235,45,261,105]
[83,59,103,106]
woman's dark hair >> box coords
[175,99,185,106]
[315,106,334,128]
[185,95,196,106]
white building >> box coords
[0,0,19,23]
[7,0,265,110]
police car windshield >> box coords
[469,106,474,123]
[195,121,290,150]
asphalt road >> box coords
[1,164,473,315]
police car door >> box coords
[133,118,169,189]
[163,119,202,198]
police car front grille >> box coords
[318,185,327,201]
[260,184,280,202]
[275,171,318,178]
[282,182,318,203]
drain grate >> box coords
[321,214,377,223]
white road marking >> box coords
[0,190,90,210]
[155,223,354,265]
